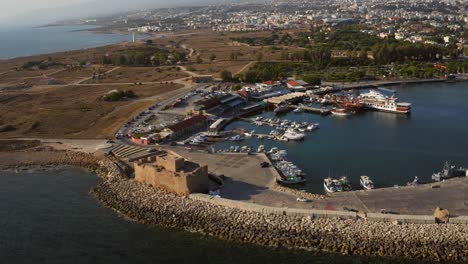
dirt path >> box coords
[236,61,255,75]
[74,66,121,85]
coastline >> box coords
[1,143,467,262]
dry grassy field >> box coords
[83,66,189,84]
[0,28,307,139]
[0,83,183,139]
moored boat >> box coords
[323,177,339,193]
[274,102,291,114]
[331,108,350,116]
[358,89,411,114]
[432,161,467,181]
[283,129,305,141]
[360,175,375,190]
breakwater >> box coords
[93,178,468,262]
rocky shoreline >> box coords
[1,146,467,262]
[93,177,467,262]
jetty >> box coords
[290,105,331,115]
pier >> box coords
[290,105,331,115]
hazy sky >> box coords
[0,0,214,26]
[0,0,91,19]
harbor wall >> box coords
[190,194,468,225]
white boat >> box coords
[283,129,305,141]
[293,108,303,113]
[331,108,350,116]
[323,178,337,193]
[360,175,375,190]
[230,135,244,141]
[257,145,265,153]
[244,130,255,138]
[358,89,411,114]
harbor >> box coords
[211,82,468,193]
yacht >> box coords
[331,108,350,116]
[283,129,305,141]
[358,89,411,114]
[360,175,375,190]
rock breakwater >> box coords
[93,179,468,262]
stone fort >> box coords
[134,150,210,196]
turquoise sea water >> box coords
[0,25,144,59]
[216,82,468,193]
[0,167,424,264]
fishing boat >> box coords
[323,178,338,193]
[360,175,375,190]
[339,176,352,191]
[274,160,306,185]
[331,108,350,116]
[406,176,421,186]
[432,161,467,181]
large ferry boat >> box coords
[358,88,411,114]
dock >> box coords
[290,105,331,115]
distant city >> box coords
[60,0,466,51]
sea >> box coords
[0,25,145,60]
[0,167,427,264]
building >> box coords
[166,114,207,139]
[287,79,308,92]
[134,150,210,196]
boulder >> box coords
[434,207,449,223]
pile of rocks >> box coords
[271,182,326,200]
[93,179,468,262]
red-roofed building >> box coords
[287,80,301,87]
[194,97,221,111]
[167,114,207,139]
[287,79,307,92]
[237,90,250,100]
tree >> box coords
[232,84,242,91]
[196,55,203,64]
[146,39,153,46]
[209,54,217,62]
[256,52,264,62]
[220,70,233,82]
[302,74,321,86]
